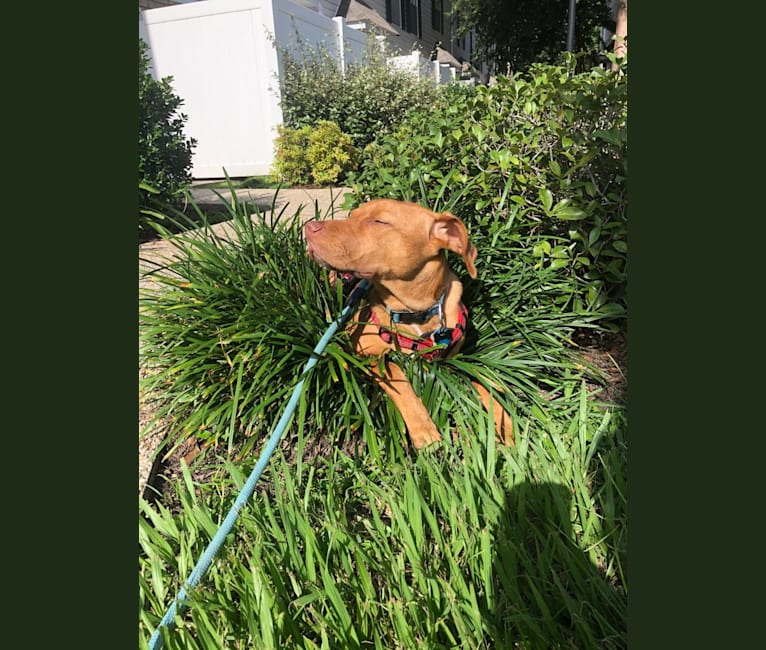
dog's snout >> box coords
[304,221,324,237]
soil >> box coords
[571,325,628,405]
[140,323,627,509]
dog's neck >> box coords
[368,262,465,339]
[372,261,463,335]
[372,260,455,314]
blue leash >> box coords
[148,279,370,650]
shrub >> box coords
[272,120,358,186]
[348,54,628,317]
[276,36,442,151]
[272,124,312,186]
[139,38,197,218]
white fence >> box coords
[273,7,369,77]
[140,0,455,179]
[390,51,457,85]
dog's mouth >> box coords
[307,245,374,279]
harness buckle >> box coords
[431,327,454,347]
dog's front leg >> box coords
[369,357,442,449]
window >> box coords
[386,0,401,27]
[386,0,421,37]
[431,0,443,34]
[403,0,420,36]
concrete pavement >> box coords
[140,184,354,289]
[186,183,354,221]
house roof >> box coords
[139,0,179,8]
[339,0,399,35]
[435,47,461,68]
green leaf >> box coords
[612,240,628,253]
[532,240,551,256]
[539,188,553,212]
[139,182,160,194]
[552,206,586,220]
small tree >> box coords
[139,38,196,216]
[450,0,611,72]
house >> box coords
[337,1,489,83]
[138,0,482,178]
[140,0,487,83]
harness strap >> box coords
[371,302,468,361]
[388,290,446,325]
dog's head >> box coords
[304,199,477,281]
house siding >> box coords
[357,1,479,75]
[358,0,434,57]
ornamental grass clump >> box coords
[139,181,626,647]
[139,180,609,468]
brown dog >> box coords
[304,198,513,449]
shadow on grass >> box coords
[487,481,627,647]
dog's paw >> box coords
[417,438,445,455]
[409,428,442,450]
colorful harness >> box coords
[339,274,468,361]
[369,300,468,361]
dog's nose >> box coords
[304,221,324,236]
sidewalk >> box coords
[140,185,354,289]
[187,183,354,220]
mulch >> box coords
[571,325,627,406]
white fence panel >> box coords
[141,0,283,178]
[338,18,370,71]
[274,1,344,67]
[274,2,370,73]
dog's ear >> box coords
[430,212,478,279]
